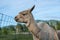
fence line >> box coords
[0,13,16,27]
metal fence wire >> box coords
[0,13,16,27]
[0,13,33,40]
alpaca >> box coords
[57,30,60,40]
[15,5,59,40]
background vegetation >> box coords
[0,20,60,40]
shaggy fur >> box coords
[57,30,60,40]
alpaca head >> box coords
[15,5,35,24]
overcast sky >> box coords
[0,0,60,20]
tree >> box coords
[2,27,8,35]
[8,25,16,31]
[16,23,29,32]
[16,23,23,32]
[23,24,29,32]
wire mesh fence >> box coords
[0,13,16,27]
[0,13,33,40]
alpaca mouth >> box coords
[15,18,19,22]
[15,19,27,23]
[15,17,27,24]
[15,19,19,22]
[24,22,27,24]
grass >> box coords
[0,34,33,40]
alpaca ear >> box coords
[30,5,35,12]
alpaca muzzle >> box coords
[15,16,19,22]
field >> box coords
[0,34,33,40]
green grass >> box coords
[0,34,33,40]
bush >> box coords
[2,27,8,35]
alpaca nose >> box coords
[15,16,19,21]
[15,16,17,19]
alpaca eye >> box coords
[23,14,26,16]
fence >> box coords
[0,13,33,40]
[0,13,16,27]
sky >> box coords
[0,0,60,20]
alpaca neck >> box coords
[27,14,40,37]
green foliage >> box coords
[0,20,60,35]
[22,24,29,32]
[0,34,33,40]
[0,27,2,35]
[2,27,8,35]
[48,20,60,30]
[8,25,16,32]
[0,31,2,35]
[0,25,16,35]
[36,20,60,30]
[0,27,1,30]
[56,21,60,30]
[16,23,29,32]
